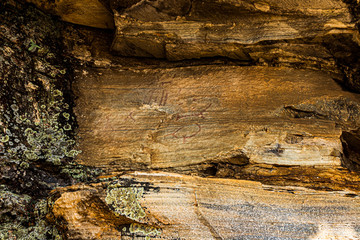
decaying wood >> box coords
[50,172,360,239]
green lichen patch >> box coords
[105,182,146,221]
[129,223,162,240]
[28,39,41,52]
[0,185,62,240]
[0,91,80,165]
[0,185,32,222]
[0,0,84,170]
[60,162,102,182]
[0,220,63,240]
[34,199,49,219]
[0,1,104,238]
[0,135,9,143]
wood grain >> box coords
[111,0,355,60]
[73,66,360,171]
[50,172,360,239]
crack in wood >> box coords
[193,190,223,240]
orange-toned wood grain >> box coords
[74,66,360,171]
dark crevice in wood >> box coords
[158,161,360,192]
[341,129,360,171]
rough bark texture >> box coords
[49,172,360,240]
[74,65,360,170]
[109,0,360,91]
[2,0,360,239]
[111,0,355,58]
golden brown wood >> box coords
[26,0,114,29]
[73,66,360,171]
[111,0,355,60]
[50,172,360,239]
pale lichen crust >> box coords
[105,182,146,221]
[129,223,162,240]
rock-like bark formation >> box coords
[2,0,360,239]
[74,65,360,170]
[111,0,356,58]
[49,172,360,239]
[110,0,360,92]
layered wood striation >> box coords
[49,172,360,239]
[4,0,360,239]
[111,0,357,60]
[74,65,360,171]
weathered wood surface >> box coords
[111,0,356,60]
[3,0,360,239]
[74,65,360,171]
[50,172,360,239]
